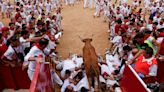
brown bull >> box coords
[82,38,101,91]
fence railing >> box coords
[29,62,54,92]
[120,64,151,92]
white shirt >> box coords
[61,79,75,92]
[39,3,44,10]
[74,76,89,91]
[45,2,51,11]
[153,16,161,23]
[62,59,76,71]
[157,24,164,29]
[1,2,7,12]
[25,46,45,71]
[111,35,122,44]
[146,36,154,42]
[150,6,157,14]
[26,4,32,12]
[156,37,163,44]
[101,64,112,75]
[26,15,32,23]
[147,24,153,31]
[7,5,14,13]
[4,45,25,60]
[0,22,4,29]
[132,1,139,7]
[15,22,22,28]
[20,11,26,19]
[115,13,123,20]
[8,29,15,38]
[19,37,30,48]
[60,59,76,78]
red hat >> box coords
[158,32,164,37]
[15,13,21,20]
[1,27,9,32]
[103,72,109,77]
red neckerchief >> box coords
[35,43,44,57]
[0,39,3,45]
[35,43,41,50]
[144,34,151,41]
[10,27,14,30]
[3,34,7,39]
[157,15,160,18]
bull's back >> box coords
[83,45,92,75]
[89,45,100,75]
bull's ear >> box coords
[90,39,92,42]
[82,39,85,42]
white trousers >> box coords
[84,0,89,8]
[27,69,34,81]
[51,70,63,86]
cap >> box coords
[1,27,9,32]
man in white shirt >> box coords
[2,35,25,66]
[45,1,52,15]
[24,38,49,80]
[1,1,7,18]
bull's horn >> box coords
[91,34,94,38]
[78,35,83,41]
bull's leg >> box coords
[96,75,102,92]
[88,77,93,91]
[94,76,99,92]
[86,69,93,91]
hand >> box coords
[145,75,150,78]
[10,63,16,67]
[12,54,17,60]
[69,78,74,83]
[126,61,132,65]
[36,57,44,63]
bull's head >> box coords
[78,34,94,43]
[82,38,92,43]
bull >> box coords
[79,36,101,92]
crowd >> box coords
[102,0,164,91]
[84,0,164,91]
[0,0,64,90]
[0,0,164,92]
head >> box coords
[65,70,71,79]
[148,18,153,24]
[16,17,22,23]
[40,28,47,35]
[65,85,73,92]
[15,26,22,33]
[16,2,20,6]
[52,15,57,20]
[134,32,144,44]
[124,16,129,22]
[80,87,89,92]
[117,19,122,25]
[37,21,44,30]
[0,33,3,42]
[38,38,49,50]
[9,22,15,30]
[30,11,34,16]
[41,13,45,19]
[73,71,83,82]
[1,27,9,36]
[123,45,132,53]
[82,38,92,43]
[159,82,164,92]
[16,8,20,13]
[10,35,20,47]
[21,30,29,39]
[143,47,154,58]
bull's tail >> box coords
[90,64,101,92]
